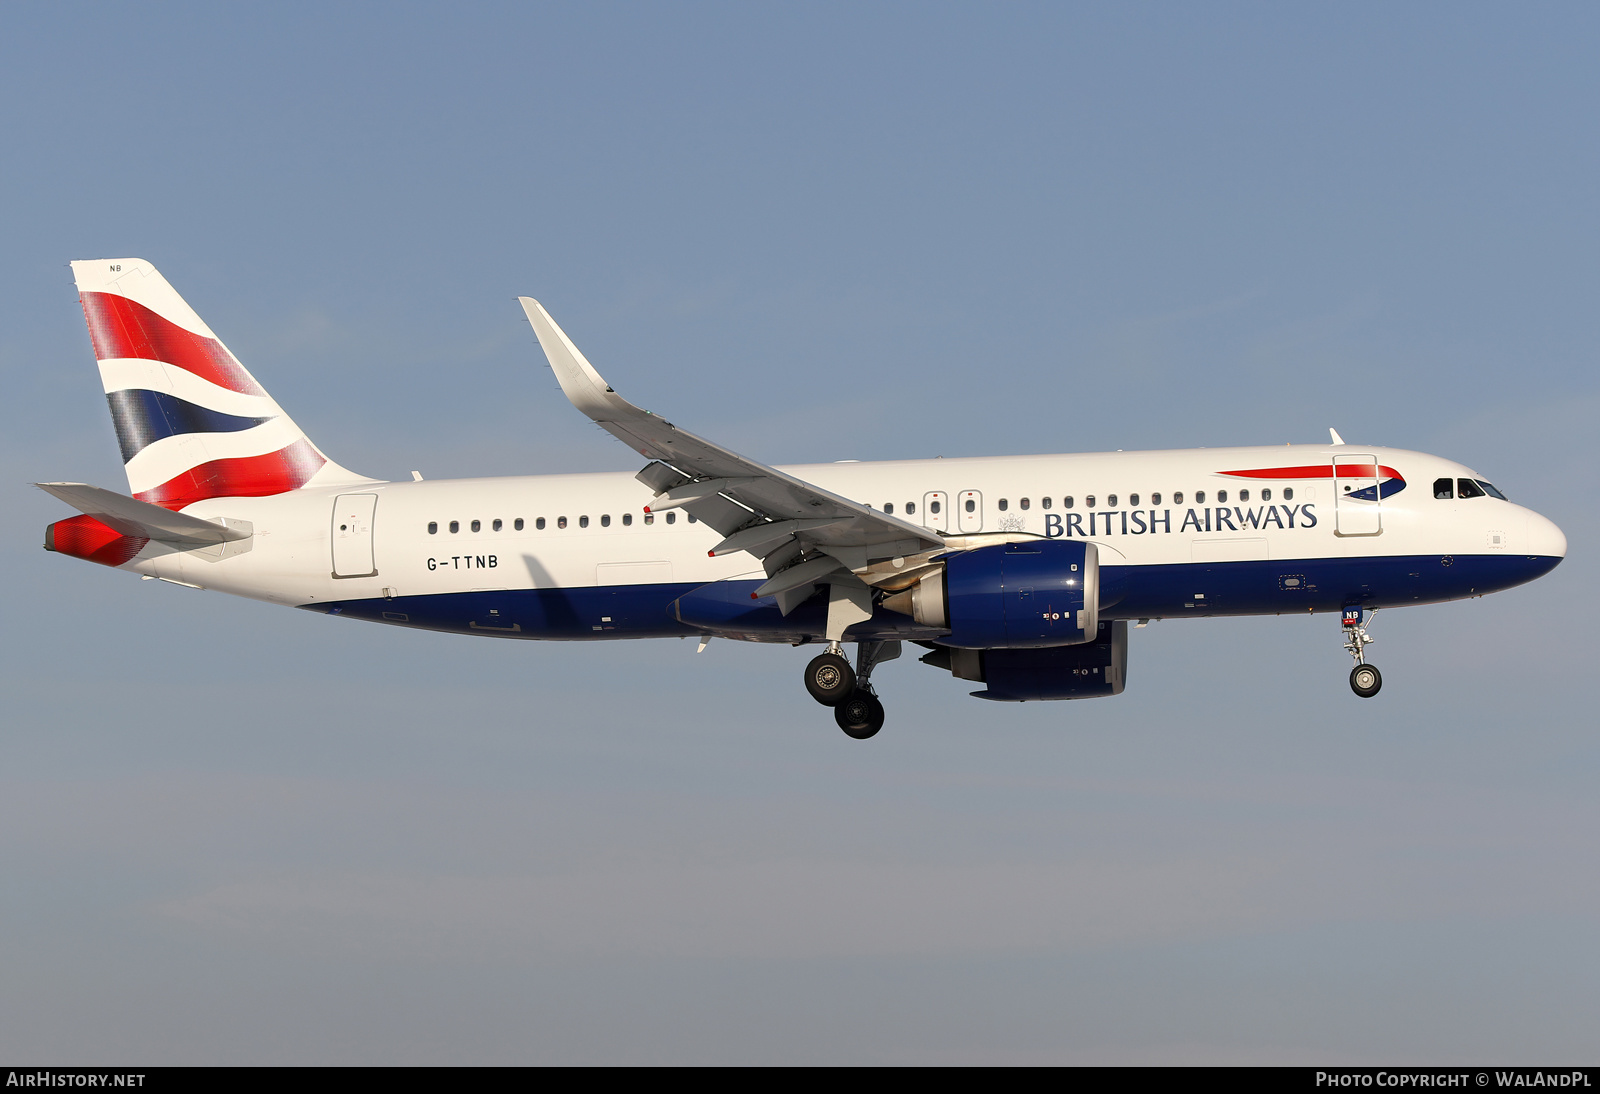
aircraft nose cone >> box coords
[1524,509,1567,560]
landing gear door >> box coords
[923,491,949,533]
[332,493,379,576]
[1333,455,1381,536]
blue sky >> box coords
[3,2,1597,1063]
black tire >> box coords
[804,653,856,706]
[1350,663,1382,698]
[834,690,885,739]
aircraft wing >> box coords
[520,298,945,612]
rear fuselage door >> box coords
[923,491,949,533]
[958,490,983,533]
[1333,455,1381,536]
[332,493,379,576]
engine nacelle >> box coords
[918,621,1129,701]
[882,540,1099,649]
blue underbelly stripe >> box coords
[304,553,1561,641]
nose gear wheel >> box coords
[1350,663,1382,698]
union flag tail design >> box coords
[70,259,371,511]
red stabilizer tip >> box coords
[750,592,759,599]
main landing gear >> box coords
[1341,607,1382,698]
[804,640,898,739]
[834,690,886,740]
[803,645,855,705]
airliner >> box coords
[39,259,1567,738]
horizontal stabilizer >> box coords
[35,482,251,546]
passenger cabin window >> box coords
[515,518,524,531]
[1150,493,1161,506]
[428,522,438,535]
[579,515,590,528]
[688,514,697,523]
[601,514,611,527]
[1238,489,1248,502]
[1217,490,1228,503]
[997,499,1008,512]
[965,499,976,513]
[930,500,941,514]
[1478,480,1508,500]
[666,512,676,524]
[1457,479,1486,499]
[1106,495,1117,508]
[644,513,654,525]
[1129,493,1139,507]
[1173,492,1183,504]
[623,513,633,526]
[884,503,894,514]
[1041,497,1051,510]
[532,518,542,530]
[471,519,481,532]
[1282,487,1293,501]
[1261,488,1271,501]
[1085,495,1095,508]
[1020,497,1030,510]
[493,518,502,531]
[1434,478,1454,499]
[906,502,916,515]
[449,521,460,533]
[558,517,567,529]
[1195,491,1205,504]
[1064,496,1074,509]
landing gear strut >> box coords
[1341,607,1382,698]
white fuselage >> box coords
[129,444,1565,626]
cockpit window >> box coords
[1456,478,1486,499]
[1477,480,1508,501]
[1433,478,1454,500]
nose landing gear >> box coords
[1341,607,1382,698]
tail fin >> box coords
[70,259,373,510]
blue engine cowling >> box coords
[975,621,1128,700]
[919,621,1129,701]
[913,540,1100,649]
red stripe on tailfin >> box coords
[80,291,267,396]
[134,438,326,511]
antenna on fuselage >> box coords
[1329,428,1347,445]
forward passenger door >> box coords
[1333,455,1382,536]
